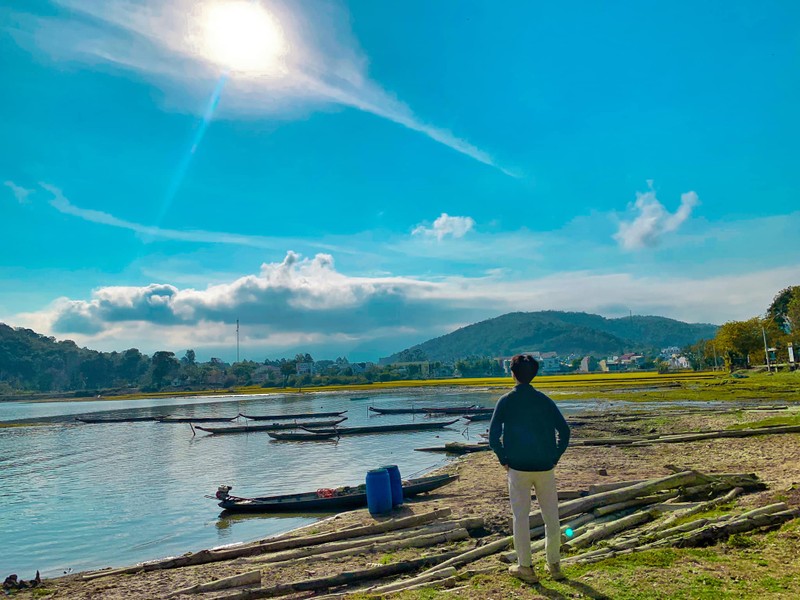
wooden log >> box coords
[168,570,261,596]
[674,508,800,548]
[383,573,459,596]
[731,502,789,521]
[417,535,514,576]
[82,508,452,580]
[213,551,461,600]
[681,476,764,500]
[563,509,657,551]
[655,487,743,532]
[587,479,647,495]
[250,528,471,565]
[527,470,709,529]
[593,491,679,516]
[245,517,482,564]
[631,424,800,446]
[363,567,458,595]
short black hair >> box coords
[510,354,539,384]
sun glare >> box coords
[201,1,285,74]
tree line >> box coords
[683,286,800,370]
[0,324,467,395]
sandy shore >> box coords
[12,405,800,599]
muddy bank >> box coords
[12,406,800,599]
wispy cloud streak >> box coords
[3,180,33,203]
[40,183,341,252]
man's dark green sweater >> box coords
[488,383,570,471]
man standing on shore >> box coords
[489,354,571,583]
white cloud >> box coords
[16,0,510,174]
[3,180,33,203]
[614,183,699,250]
[10,249,800,359]
[412,213,476,241]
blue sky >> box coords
[2,0,799,361]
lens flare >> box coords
[565,528,574,538]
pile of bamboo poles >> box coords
[79,470,798,599]
[495,470,798,569]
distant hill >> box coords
[381,311,718,363]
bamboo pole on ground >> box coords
[417,536,514,576]
[243,517,481,564]
[168,570,261,597]
[213,551,461,600]
[563,509,658,551]
[527,470,709,528]
[653,487,743,532]
[82,508,452,580]
[249,528,471,565]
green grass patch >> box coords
[377,553,397,565]
[727,413,800,430]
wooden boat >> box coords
[194,418,347,435]
[463,413,492,422]
[238,411,346,421]
[157,416,238,423]
[216,474,458,513]
[421,406,493,415]
[302,419,460,436]
[75,416,161,423]
[267,431,339,441]
[368,406,426,415]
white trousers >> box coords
[508,467,560,567]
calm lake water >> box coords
[0,389,709,577]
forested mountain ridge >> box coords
[0,323,150,393]
[381,311,718,363]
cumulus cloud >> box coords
[614,183,699,250]
[412,213,476,241]
[40,252,485,341]
[11,247,800,359]
[3,180,33,203]
[14,0,509,174]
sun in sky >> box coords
[196,1,286,74]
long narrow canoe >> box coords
[368,406,426,415]
[302,419,460,436]
[239,411,347,421]
[194,418,347,435]
[75,416,162,423]
[422,406,492,415]
[463,413,492,422]
[267,431,339,441]
[349,396,370,401]
[157,416,238,423]
[216,474,458,513]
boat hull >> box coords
[301,419,459,436]
[194,418,347,435]
[218,474,458,513]
[239,411,346,421]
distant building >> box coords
[252,365,280,383]
[502,351,561,375]
[350,361,375,375]
[296,362,314,375]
